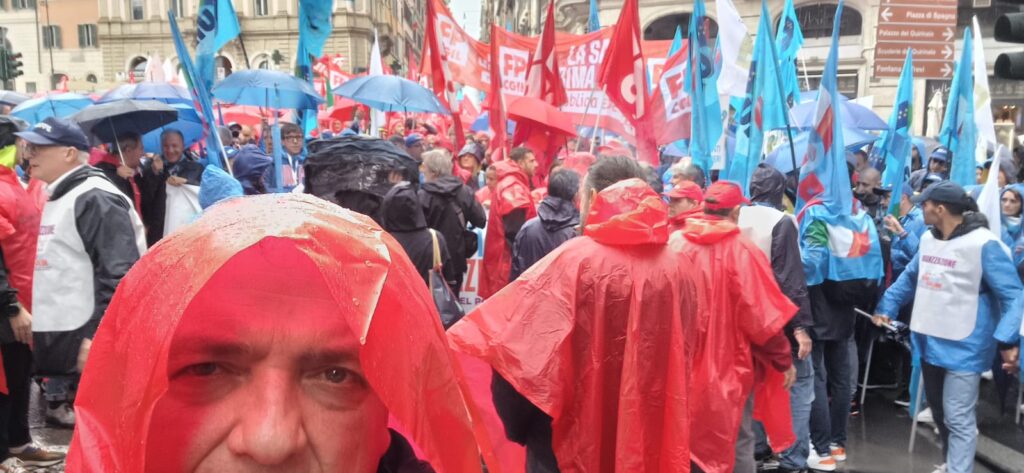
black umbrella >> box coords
[0,91,30,107]
[0,115,29,132]
[72,99,178,144]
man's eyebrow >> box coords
[297,348,360,367]
[169,337,256,360]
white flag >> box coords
[976,145,1004,240]
[369,30,386,138]
[715,0,752,97]
[972,16,996,162]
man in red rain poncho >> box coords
[479,147,537,298]
[450,157,699,473]
[670,181,797,473]
[666,180,705,234]
[67,193,505,473]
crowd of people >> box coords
[0,107,1020,473]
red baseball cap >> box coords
[703,181,750,210]
[665,181,704,202]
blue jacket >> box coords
[890,206,927,280]
[877,213,1023,373]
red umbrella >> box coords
[507,96,576,137]
[218,104,278,127]
[324,97,362,121]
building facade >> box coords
[482,0,1024,140]
[1,0,105,94]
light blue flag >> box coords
[726,0,788,195]
[169,11,224,169]
[878,50,915,216]
[941,29,977,188]
[588,0,601,32]
[686,0,723,176]
[296,0,335,138]
[195,0,240,91]
[775,0,804,106]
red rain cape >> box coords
[478,160,536,299]
[450,178,699,473]
[67,194,505,473]
[670,216,797,472]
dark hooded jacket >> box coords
[510,196,579,280]
[382,183,455,287]
[418,176,487,278]
[231,144,273,195]
[747,164,814,354]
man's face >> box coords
[929,158,948,174]
[485,167,498,190]
[283,131,304,156]
[25,144,78,184]
[854,175,880,197]
[459,154,479,172]
[670,172,684,188]
[407,142,425,160]
[668,198,697,218]
[162,134,185,164]
[477,136,490,150]
[146,265,391,473]
[119,139,144,169]
[922,200,942,226]
[240,126,253,145]
[519,152,538,177]
[331,120,344,134]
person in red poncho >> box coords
[478,147,537,299]
[670,181,797,473]
[666,181,705,234]
[67,194,506,473]
[450,157,700,473]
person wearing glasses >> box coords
[261,122,306,192]
[14,118,146,429]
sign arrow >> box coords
[943,44,953,59]
[943,27,954,41]
[941,63,952,77]
[881,7,893,22]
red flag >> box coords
[644,45,692,146]
[597,0,647,125]
[523,1,567,107]
[425,0,466,153]
[487,24,509,162]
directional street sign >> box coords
[873,0,958,79]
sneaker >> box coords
[10,443,65,467]
[0,458,30,473]
[757,455,781,471]
[894,391,911,407]
[931,464,947,473]
[806,450,837,472]
[828,444,846,462]
[981,370,993,381]
[45,402,75,428]
[849,399,861,417]
[916,407,934,424]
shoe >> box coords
[849,399,861,416]
[981,370,993,381]
[894,391,911,407]
[916,407,934,424]
[45,403,75,428]
[757,455,780,471]
[778,469,809,473]
[931,464,947,473]
[0,458,30,473]
[10,443,65,467]
[806,450,837,472]
[828,444,846,462]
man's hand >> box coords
[152,156,164,174]
[872,314,892,328]
[116,165,135,179]
[1001,346,1020,374]
[167,176,187,187]
[883,215,905,235]
[782,365,797,390]
[77,338,92,373]
[9,306,31,346]
[794,328,813,360]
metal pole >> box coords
[44,0,55,88]
[237,34,252,69]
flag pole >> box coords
[588,95,605,153]
[237,33,252,69]
[575,87,601,151]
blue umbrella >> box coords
[10,93,94,124]
[765,127,881,174]
[212,70,324,110]
[98,82,192,105]
[333,75,450,115]
[141,103,203,153]
[781,93,888,131]
[470,112,515,134]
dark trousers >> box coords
[0,342,32,456]
[810,338,852,453]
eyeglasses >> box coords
[284,135,303,142]
[24,143,74,157]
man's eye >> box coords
[184,363,220,377]
[321,368,350,384]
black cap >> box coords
[15,117,91,151]
[911,180,971,206]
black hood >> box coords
[49,165,110,201]
[382,182,427,232]
[749,163,786,209]
[538,196,580,232]
[421,175,463,198]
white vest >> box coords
[33,175,146,333]
[738,205,794,259]
[911,228,1000,341]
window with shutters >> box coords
[78,24,98,48]
[254,0,269,16]
[42,25,62,49]
[12,0,34,10]
[131,0,144,20]
[170,0,186,18]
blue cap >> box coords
[929,146,950,163]
[901,182,914,198]
[15,117,91,151]
[405,133,424,148]
[912,180,971,206]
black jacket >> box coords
[95,159,161,211]
[382,183,455,288]
[142,156,205,246]
[376,429,435,473]
[418,176,487,276]
[510,196,579,280]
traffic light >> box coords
[0,49,8,82]
[4,51,23,81]
[995,11,1024,80]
